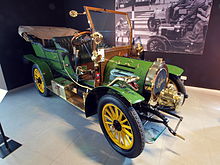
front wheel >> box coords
[168,74,187,105]
[98,95,145,158]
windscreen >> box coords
[89,10,130,48]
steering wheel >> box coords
[71,31,92,46]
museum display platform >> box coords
[0,84,219,165]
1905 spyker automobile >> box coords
[19,6,188,158]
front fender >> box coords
[24,54,53,85]
[107,86,145,104]
[167,64,184,76]
[85,86,145,117]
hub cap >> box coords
[102,104,134,150]
[33,68,45,93]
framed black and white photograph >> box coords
[115,0,213,54]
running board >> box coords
[47,77,85,111]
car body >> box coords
[19,6,187,158]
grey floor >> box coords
[0,84,220,165]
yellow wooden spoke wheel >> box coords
[33,68,45,93]
[98,95,145,158]
[102,104,134,150]
[32,64,50,97]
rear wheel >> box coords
[98,95,145,158]
[32,64,50,97]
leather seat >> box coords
[53,36,92,65]
[53,36,73,53]
[43,39,56,49]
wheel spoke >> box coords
[112,129,116,137]
[115,107,119,120]
[104,115,113,122]
[104,121,113,125]
[34,74,38,79]
[105,109,114,120]
[120,118,128,124]
[115,131,119,140]
[120,131,125,145]
[118,110,123,121]
[122,128,133,138]
[121,124,132,130]
[124,134,132,144]
[118,131,121,143]
[109,106,116,119]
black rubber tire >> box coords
[147,37,167,52]
[98,95,145,158]
[147,17,159,32]
[32,64,50,97]
[169,74,187,105]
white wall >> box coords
[0,64,7,90]
[0,65,7,103]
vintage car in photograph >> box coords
[147,0,207,32]
[19,6,188,158]
[146,22,205,53]
[146,0,210,53]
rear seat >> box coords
[43,39,56,49]
[53,36,73,53]
[27,34,56,49]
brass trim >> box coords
[107,76,139,87]
[145,59,169,102]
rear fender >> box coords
[85,86,145,117]
[24,54,53,85]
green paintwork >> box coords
[104,56,152,93]
[30,43,76,78]
[167,64,184,76]
[32,43,63,70]
[32,43,46,58]
[24,54,53,85]
[104,56,184,94]
[108,86,145,104]
[90,86,145,105]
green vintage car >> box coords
[19,6,188,158]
